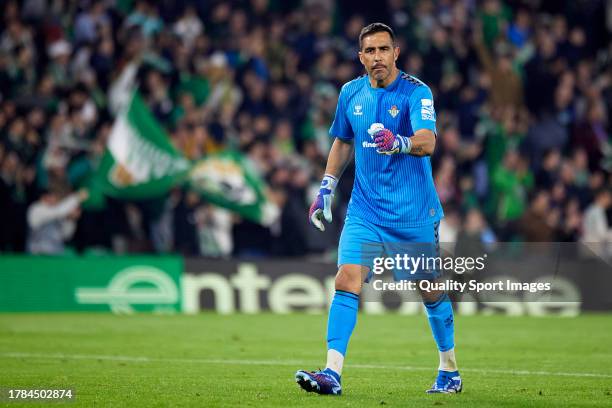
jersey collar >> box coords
[367,69,403,93]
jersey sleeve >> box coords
[329,85,354,141]
[409,85,437,135]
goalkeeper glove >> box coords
[368,123,412,155]
[309,174,338,232]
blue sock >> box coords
[438,369,459,379]
[424,293,455,352]
[326,290,359,358]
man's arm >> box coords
[406,129,436,157]
[373,83,438,157]
[27,194,80,230]
[27,190,88,230]
[309,138,354,231]
[324,138,354,179]
[373,128,436,157]
[310,81,354,232]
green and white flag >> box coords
[189,150,279,226]
[94,90,278,225]
[97,91,190,199]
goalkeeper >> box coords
[295,23,461,395]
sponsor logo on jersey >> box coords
[353,105,363,115]
[362,141,377,148]
[421,99,435,121]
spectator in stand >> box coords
[26,189,89,254]
[581,189,612,258]
[456,208,496,260]
[0,0,609,256]
[517,190,557,242]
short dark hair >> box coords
[359,23,395,50]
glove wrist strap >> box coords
[321,174,338,192]
[398,135,412,154]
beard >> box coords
[370,65,389,81]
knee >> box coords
[421,290,444,305]
[422,291,448,307]
[335,265,364,294]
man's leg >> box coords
[420,285,462,393]
[325,264,368,377]
[295,264,369,395]
[297,214,380,395]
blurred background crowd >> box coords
[0,0,610,258]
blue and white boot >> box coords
[295,368,342,395]
[426,370,462,393]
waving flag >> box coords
[97,91,190,199]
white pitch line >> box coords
[1,352,611,379]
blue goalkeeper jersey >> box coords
[329,71,443,228]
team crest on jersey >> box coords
[353,105,363,115]
[388,105,400,118]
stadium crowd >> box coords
[0,0,610,258]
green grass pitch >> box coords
[1,313,611,407]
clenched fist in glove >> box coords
[367,123,412,155]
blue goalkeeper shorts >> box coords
[338,214,441,282]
